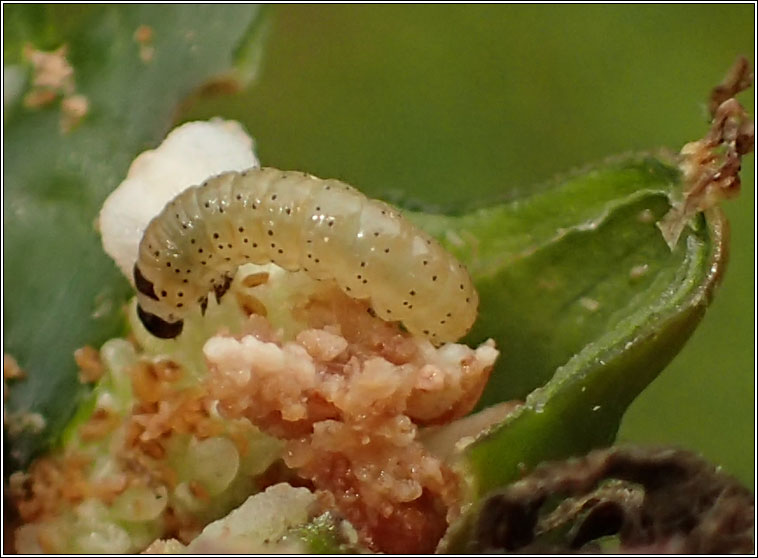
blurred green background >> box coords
[184,5,754,486]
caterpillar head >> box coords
[134,265,184,339]
[136,305,184,339]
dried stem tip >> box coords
[658,56,754,250]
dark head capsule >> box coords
[136,305,184,339]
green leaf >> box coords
[294,512,361,554]
[410,155,688,404]
[3,4,267,470]
[424,156,728,551]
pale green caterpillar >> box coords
[134,167,478,343]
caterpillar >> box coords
[134,167,479,343]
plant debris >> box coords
[471,445,754,554]
[74,346,105,384]
[134,24,156,63]
[659,56,754,248]
[22,44,90,132]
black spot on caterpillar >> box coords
[135,167,479,343]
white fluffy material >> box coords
[99,119,259,281]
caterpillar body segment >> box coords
[134,168,479,343]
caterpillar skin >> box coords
[134,167,479,343]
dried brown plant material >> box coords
[23,44,75,96]
[22,89,57,109]
[134,24,156,63]
[4,354,25,380]
[134,24,154,45]
[78,407,119,442]
[21,44,91,132]
[709,55,753,117]
[60,93,89,133]
[153,359,183,383]
[10,448,132,539]
[4,357,43,432]
[472,445,755,554]
[74,345,104,383]
[4,353,24,400]
[4,411,45,436]
[659,57,754,249]
[9,356,245,546]
[131,361,168,404]
[10,453,92,522]
[141,440,166,460]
